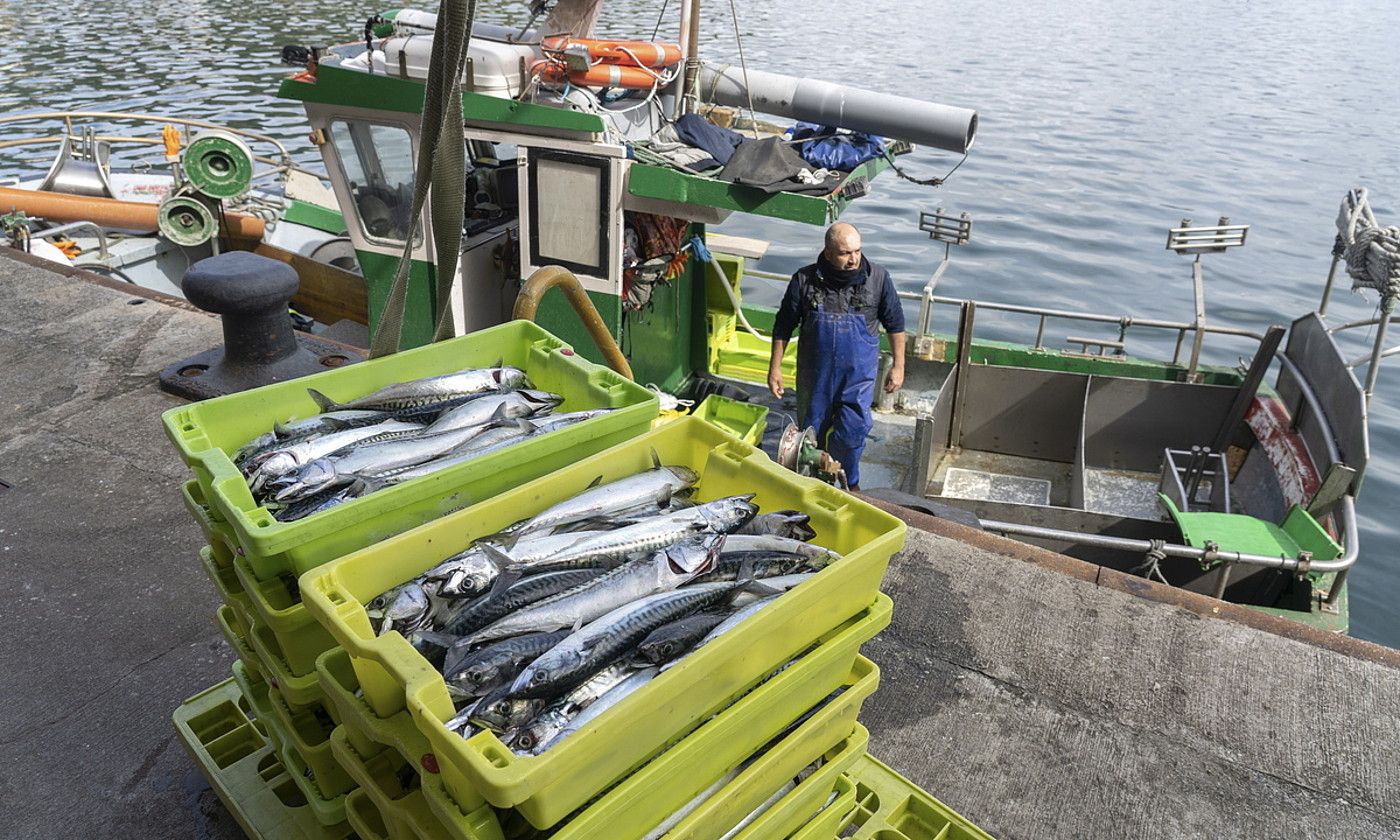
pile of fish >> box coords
[230,366,612,521]
[363,460,841,757]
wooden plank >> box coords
[254,243,368,327]
[705,232,770,261]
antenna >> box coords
[1166,217,1249,382]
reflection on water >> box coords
[1,0,1397,646]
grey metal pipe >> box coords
[980,495,1358,575]
[698,63,977,153]
[1362,304,1393,402]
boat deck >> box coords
[2,251,1398,839]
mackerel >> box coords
[371,420,537,484]
[510,582,740,698]
[634,610,730,665]
[443,629,572,699]
[466,535,723,645]
[498,464,699,538]
[513,662,637,754]
[732,510,817,541]
[425,389,561,435]
[509,496,756,570]
[720,535,841,565]
[248,419,423,489]
[306,366,529,413]
[439,568,604,637]
[535,666,657,752]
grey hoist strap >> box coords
[370,0,478,358]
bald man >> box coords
[768,223,905,490]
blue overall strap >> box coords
[795,275,880,487]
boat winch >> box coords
[776,423,848,489]
[155,130,256,247]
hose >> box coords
[688,235,770,342]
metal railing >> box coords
[0,110,332,185]
[739,265,1268,366]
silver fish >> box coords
[469,685,546,733]
[498,465,700,539]
[513,662,637,754]
[732,510,817,541]
[634,610,730,665]
[510,582,739,699]
[371,419,537,485]
[439,567,605,637]
[273,409,390,438]
[467,535,723,646]
[511,496,755,571]
[367,582,432,636]
[535,666,657,752]
[719,535,841,566]
[270,420,502,501]
[306,366,529,413]
[443,629,572,699]
[422,549,501,599]
[527,409,613,434]
[424,390,561,435]
[248,419,423,490]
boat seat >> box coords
[1158,494,1341,562]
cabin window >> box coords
[328,120,418,245]
[527,148,609,276]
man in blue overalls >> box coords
[767,223,905,491]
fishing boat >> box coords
[15,1,1395,636]
[0,110,368,329]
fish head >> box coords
[511,649,581,697]
[663,533,725,576]
[495,367,530,390]
[269,458,339,502]
[255,451,299,479]
[382,584,430,633]
[431,549,498,597]
[708,495,759,530]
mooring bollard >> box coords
[159,251,362,399]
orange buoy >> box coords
[0,186,266,240]
[542,36,682,68]
[532,59,665,90]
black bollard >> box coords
[159,251,363,399]
[182,251,301,366]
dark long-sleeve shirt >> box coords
[771,257,905,342]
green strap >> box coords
[369,0,476,357]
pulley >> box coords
[182,131,255,199]
[157,194,218,246]
[776,423,848,488]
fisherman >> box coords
[767,223,905,491]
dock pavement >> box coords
[1,251,1396,839]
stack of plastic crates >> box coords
[166,322,658,839]
[294,417,959,840]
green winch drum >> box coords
[157,194,217,246]
[183,131,255,199]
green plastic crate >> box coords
[172,677,355,840]
[218,604,265,683]
[797,754,996,840]
[690,394,769,446]
[783,774,857,840]
[235,551,338,678]
[232,660,275,744]
[162,320,659,581]
[316,650,504,840]
[345,789,394,840]
[266,683,356,801]
[202,546,255,629]
[277,728,352,827]
[551,612,883,840]
[244,604,332,709]
[331,727,477,840]
[301,417,905,827]
[182,480,239,565]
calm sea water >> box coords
[2,0,1396,645]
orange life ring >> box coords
[532,59,664,90]
[541,36,682,69]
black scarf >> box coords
[817,253,870,288]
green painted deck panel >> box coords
[279,65,604,134]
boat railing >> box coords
[741,265,1269,366]
[0,110,332,186]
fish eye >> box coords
[466,669,487,684]
[531,671,549,684]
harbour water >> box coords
[1,0,1395,645]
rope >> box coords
[649,0,671,41]
[883,148,968,188]
[726,0,761,138]
[1132,539,1170,584]
[370,0,477,357]
[1336,187,1400,306]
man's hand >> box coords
[768,338,789,399]
[769,366,785,399]
[885,363,904,393]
